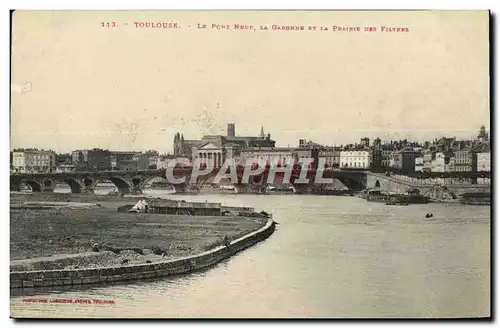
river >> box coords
[10,190,490,318]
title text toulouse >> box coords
[130,21,409,32]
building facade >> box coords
[454,149,476,172]
[317,147,340,168]
[176,123,276,160]
[192,142,230,168]
[71,149,111,171]
[475,143,491,172]
[415,156,424,172]
[110,151,142,170]
[332,149,341,167]
[339,150,372,169]
[56,153,72,166]
[392,148,422,172]
[71,149,88,165]
[381,150,394,168]
[87,149,112,171]
[430,152,455,172]
[371,138,382,169]
[477,152,491,172]
[421,153,434,172]
[12,150,56,174]
[239,147,295,167]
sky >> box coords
[10,10,490,153]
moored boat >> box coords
[309,189,353,196]
[385,201,409,206]
[364,188,429,204]
[460,192,491,205]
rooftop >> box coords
[472,143,491,153]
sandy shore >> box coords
[10,192,267,272]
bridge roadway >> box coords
[10,167,491,195]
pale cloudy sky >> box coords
[11,10,490,153]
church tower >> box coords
[227,123,235,138]
[478,125,488,142]
[173,132,181,156]
[180,134,185,155]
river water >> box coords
[10,190,490,318]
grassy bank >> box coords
[10,193,267,270]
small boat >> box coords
[425,213,434,218]
[385,201,409,206]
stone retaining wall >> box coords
[10,219,276,289]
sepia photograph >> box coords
[9,9,491,319]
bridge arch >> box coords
[43,179,53,188]
[83,178,94,188]
[22,180,43,192]
[10,176,22,191]
[60,178,84,193]
[107,177,132,194]
[140,176,176,192]
[336,176,365,191]
[192,172,221,190]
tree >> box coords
[56,153,71,165]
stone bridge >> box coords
[366,172,491,200]
[10,168,369,194]
[10,170,184,194]
[11,168,491,198]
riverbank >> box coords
[10,193,269,272]
[11,218,276,289]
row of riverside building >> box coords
[164,123,490,173]
[10,124,490,174]
[10,149,159,174]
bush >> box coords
[129,247,144,255]
[151,246,165,255]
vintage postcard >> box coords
[9,10,490,319]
